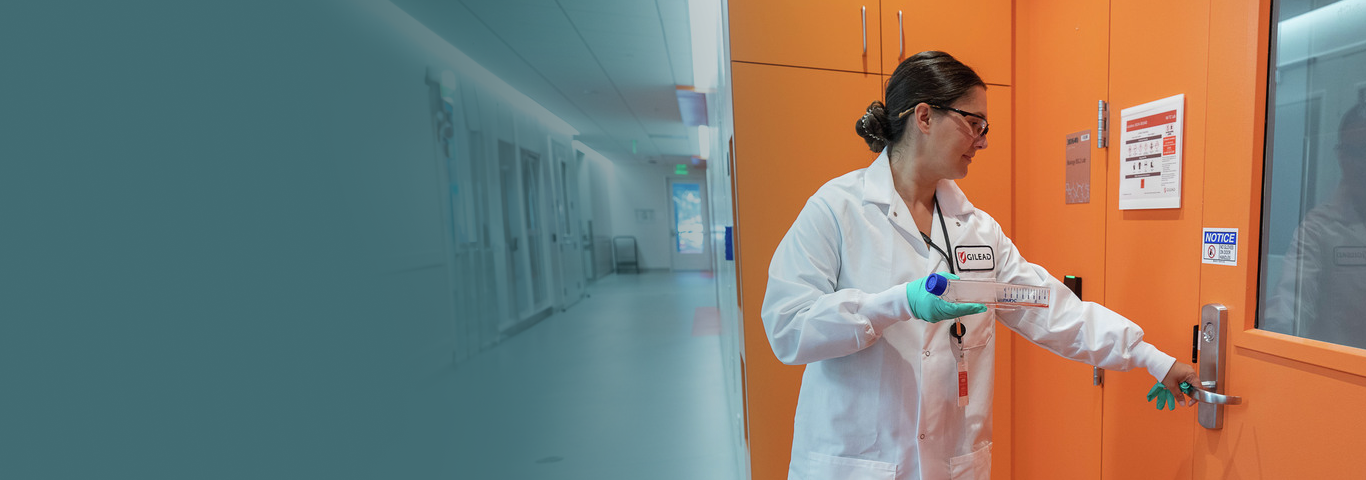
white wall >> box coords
[603,163,708,271]
[699,0,748,475]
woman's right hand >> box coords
[905,272,987,323]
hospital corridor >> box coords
[452,271,745,479]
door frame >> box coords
[667,175,712,272]
[551,139,586,309]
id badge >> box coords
[957,359,969,407]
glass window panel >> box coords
[672,182,703,254]
[1258,0,1366,349]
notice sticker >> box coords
[1202,228,1238,266]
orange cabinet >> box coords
[730,5,1014,479]
[730,0,880,73]
[731,61,881,480]
[880,0,1012,84]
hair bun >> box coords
[855,101,889,152]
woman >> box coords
[760,51,1198,480]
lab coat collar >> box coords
[863,148,976,216]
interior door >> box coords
[1010,0,1110,478]
[554,141,585,308]
[1193,0,1366,477]
[499,141,532,324]
[1013,1,1366,478]
[1099,1,1212,478]
[668,177,711,271]
[520,149,546,310]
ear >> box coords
[913,102,935,135]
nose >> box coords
[975,133,989,150]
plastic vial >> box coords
[924,273,1051,308]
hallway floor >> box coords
[454,271,745,479]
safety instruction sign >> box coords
[1119,94,1184,210]
[1202,228,1238,266]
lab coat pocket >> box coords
[946,442,992,480]
[806,451,897,480]
[959,316,994,351]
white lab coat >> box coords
[761,150,1175,480]
[1262,188,1366,348]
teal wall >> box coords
[0,2,535,477]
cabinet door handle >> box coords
[861,6,867,55]
[898,10,904,58]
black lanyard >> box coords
[920,195,967,343]
[920,194,955,275]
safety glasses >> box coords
[928,104,989,138]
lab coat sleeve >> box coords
[761,198,913,365]
[991,226,1176,382]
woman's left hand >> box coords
[1160,362,1199,407]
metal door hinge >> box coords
[1097,100,1109,148]
[1093,367,1104,386]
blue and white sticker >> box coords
[1202,228,1238,266]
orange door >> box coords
[1101,0,1366,477]
[1194,0,1366,477]
[730,0,879,74]
[879,0,1011,84]
[730,61,881,480]
[1016,0,1366,477]
[1098,1,1211,478]
[1010,0,1110,478]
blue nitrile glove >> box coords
[906,272,988,323]
[1147,382,1178,411]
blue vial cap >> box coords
[925,273,949,296]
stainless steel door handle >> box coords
[1189,381,1242,405]
[1198,303,1244,429]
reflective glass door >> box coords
[668,178,710,271]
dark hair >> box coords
[855,51,986,152]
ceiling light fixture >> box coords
[689,0,721,92]
[697,125,710,160]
